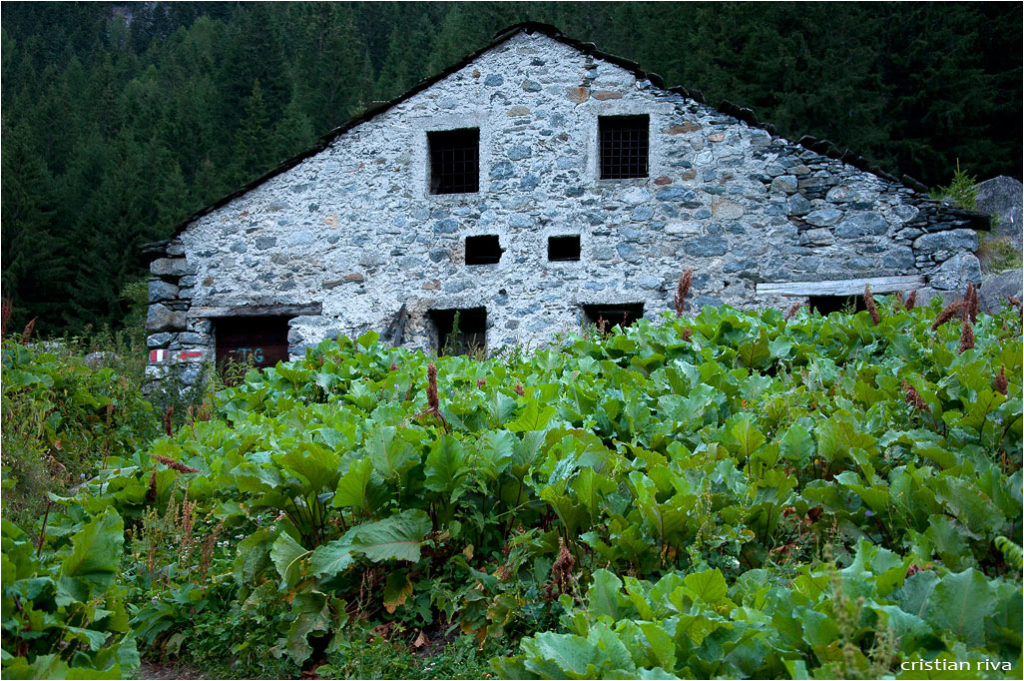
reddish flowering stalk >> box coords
[153,454,199,474]
[958,319,975,354]
[162,405,174,437]
[894,290,904,309]
[147,468,158,503]
[426,364,439,413]
[514,383,525,396]
[901,380,930,413]
[966,284,979,324]
[20,318,36,344]
[476,378,486,389]
[784,302,803,321]
[864,284,880,325]
[931,300,966,330]
[1,299,11,337]
[680,327,692,342]
[994,365,1008,396]
[674,269,693,317]
[905,289,917,311]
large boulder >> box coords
[979,269,1023,313]
[975,176,1022,250]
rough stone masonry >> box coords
[145,24,988,383]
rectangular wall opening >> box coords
[808,295,866,315]
[429,307,486,355]
[429,128,479,194]
[599,115,649,179]
[215,316,290,378]
[582,303,644,331]
[548,235,581,261]
[465,235,503,265]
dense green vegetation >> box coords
[2,2,1021,334]
[2,296,1021,678]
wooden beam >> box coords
[757,275,925,297]
[191,303,322,318]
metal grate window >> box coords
[599,115,649,179]
[429,128,479,194]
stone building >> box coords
[144,23,988,380]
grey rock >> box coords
[146,303,186,332]
[835,212,888,238]
[804,209,843,227]
[979,269,1024,312]
[616,242,642,263]
[150,258,192,277]
[484,74,504,87]
[787,194,812,216]
[770,175,798,194]
[147,333,173,348]
[656,187,698,202]
[508,145,532,161]
[490,162,514,179]
[929,252,982,290]
[521,79,542,92]
[913,229,978,254]
[683,238,728,257]
[975,176,1022,250]
[631,205,655,221]
[636,274,661,289]
[148,279,179,303]
[434,219,459,234]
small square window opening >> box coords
[548,235,581,261]
[599,115,649,179]
[465,235,503,265]
[429,128,479,194]
[582,303,644,331]
[215,316,290,383]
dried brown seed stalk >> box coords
[994,365,1008,396]
[514,383,525,396]
[784,302,803,321]
[894,290,904,308]
[674,269,693,317]
[162,406,174,437]
[905,290,917,310]
[20,318,36,344]
[681,327,692,342]
[901,380,930,413]
[958,319,975,353]
[153,454,199,474]
[1,299,11,337]
[932,300,966,330]
[426,363,439,413]
[864,284,880,325]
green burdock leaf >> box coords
[309,534,356,579]
[586,569,623,620]
[526,631,601,677]
[366,425,419,479]
[731,418,765,458]
[382,571,413,614]
[778,423,815,463]
[507,400,557,433]
[270,531,308,589]
[56,508,124,606]
[684,569,729,606]
[233,527,276,585]
[333,457,374,510]
[351,509,431,563]
[278,441,341,493]
[286,591,331,665]
[424,435,467,494]
[926,568,996,648]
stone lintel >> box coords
[191,303,323,318]
[756,275,925,297]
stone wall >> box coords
[146,29,986,380]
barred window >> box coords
[429,128,479,194]
[599,115,649,179]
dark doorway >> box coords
[215,317,290,372]
[582,303,644,330]
[548,235,581,261]
[808,295,865,315]
[429,307,486,355]
[465,235,503,265]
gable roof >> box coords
[144,21,986,257]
